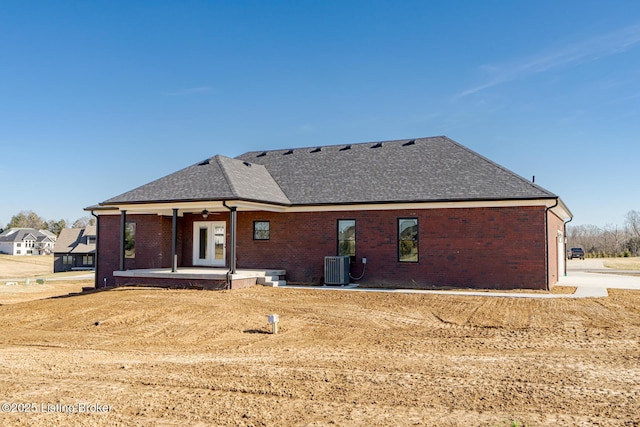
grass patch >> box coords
[603,257,640,270]
[0,254,53,279]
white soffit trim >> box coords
[549,198,573,221]
[95,198,560,215]
[284,199,559,213]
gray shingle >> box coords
[100,136,556,207]
[236,136,555,204]
[103,156,289,205]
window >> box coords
[17,243,21,247]
[82,254,94,265]
[87,236,96,244]
[398,218,418,262]
[253,221,270,240]
[338,219,356,258]
[125,222,136,258]
[63,255,73,265]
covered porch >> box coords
[94,198,290,289]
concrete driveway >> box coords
[559,258,640,296]
[283,259,640,299]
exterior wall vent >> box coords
[324,256,350,285]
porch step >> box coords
[257,276,286,287]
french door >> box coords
[193,221,226,266]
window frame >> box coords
[398,218,419,263]
[124,222,136,259]
[337,219,356,260]
[253,220,270,240]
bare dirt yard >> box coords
[0,283,639,426]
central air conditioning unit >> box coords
[324,256,350,285]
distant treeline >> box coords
[568,210,640,258]
[1,210,95,236]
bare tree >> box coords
[72,216,95,228]
[626,210,640,238]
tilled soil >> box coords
[0,286,638,426]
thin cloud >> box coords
[457,23,640,98]
[164,86,213,96]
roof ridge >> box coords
[440,136,557,198]
[237,136,447,158]
[213,155,240,199]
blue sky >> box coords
[1,1,639,228]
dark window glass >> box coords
[125,222,136,259]
[254,221,270,240]
[338,219,356,257]
[398,218,418,262]
[199,227,208,259]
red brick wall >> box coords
[547,209,566,288]
[96,213,174,287]
[97,205,551,290]
[237,206,548,290]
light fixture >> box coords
[202,209,209,219]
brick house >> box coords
[87,136,572,290]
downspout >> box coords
[563,216,573,277]
[544,198,559,291]
[222,201,237,289]
[120,210,127,272]
[90,210,100,288]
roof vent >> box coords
[310,147,322,153]
[339,145,352,151]
[371,142,383,148]
[243,161,252,167]
[256,151,267,158]
[283,149,294,155]
[198,158,211,166]
[402,139,416,146]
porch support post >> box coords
[119,210,126,271]
[171,208,178,272]
[230,206,237,274]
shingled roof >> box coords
[104,155,290,205]
[54,226,96,254]
[236,136,556,204]
[101,136,556,207]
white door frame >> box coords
[558,230,565,278]
[193,221,226,266]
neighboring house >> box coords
[86,136,572,290]
[53,226,97,272]
[0,228,57,255]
